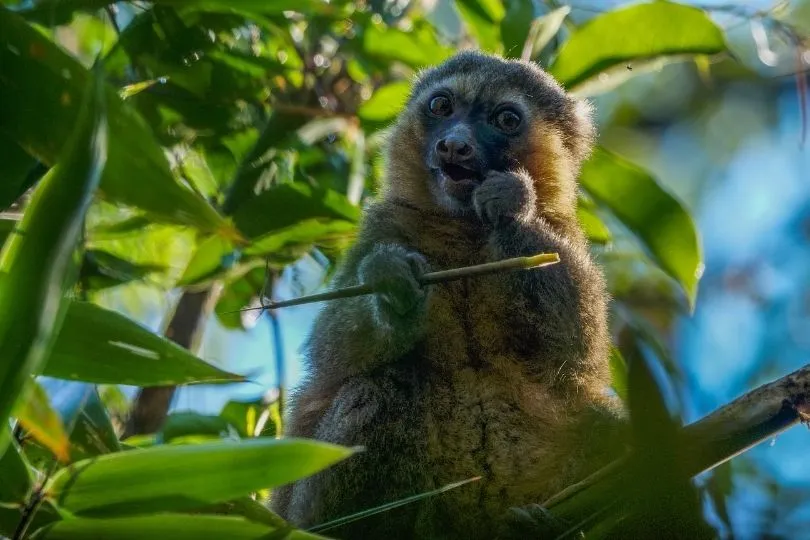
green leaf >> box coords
[159,412,235,443]
[46,438,356,516]
[13,380,71,462]
[358,81,411,123]
[0,9,233,234]
[219,396,279,439]
[548,2,726,93]
[0,499,60,538]
[455,0,505,53]
[0,132,40,210]
[362,20,453,68]
[576,200,611,245]
[42,301,245,386]
[177,235,236,287]
[214,266,267,330]
[244,219,357,257]
[525,5,570,60]
[80,249,166,291]
[0,60,106,459]
[609,346,628,404]
[36,514,281,540]
[38,378,120,462]
[580,147,702,307]
[500,0,534,58]
[234,183,360,239]
[193,497,287,529]
[0,434,32,503]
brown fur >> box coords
[272,51,624,539]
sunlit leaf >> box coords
[215,266,267,330]
[576,201,611,245]
[0,60,106,458]
[0,9,233,234]
[358,81,410,123]
[46,438,356,516]
[13,380,71,462]
[580,147,702,307]
[608,346,628,403]
[454,0,505,53]
[219,395,279,439]
[525,5,570,60]
[362,20,453,68]
[36,514,327,540]
[80,249,166,291]
[548,2,726,94]
[158,412,235,443]
[42,301,245,387]
[178,235,236,287]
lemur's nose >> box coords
[436,125,476,163]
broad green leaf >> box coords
[0,433,32,503]
[358,81,411,123]
[362,20,453,68]
[0,62,106,459]
[0,218,17,247]
[0,132,40,210]
[36,514,326,540]
[46,438,356,516]
[158,412,235,443]
[580,147,702,307]
[0,9,233,234]
[177,235,236,287]
[38,378,120,461]
[194,497,287,529]
[234,184,360,239]
[548,2,726,93]
[455,0,505,53]
[13,380,71,462]
[244,219,357,257]
[609,346,628,404]
[42,301,245,386]
[500,0,534,58]
[525,6,570,60]
[576,202,611,245]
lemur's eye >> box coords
[494,108,522,133]
[428,94,453,117]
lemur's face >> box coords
[389,51,594,215]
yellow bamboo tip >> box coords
[525,253,560,268]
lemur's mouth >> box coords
[441,163,482,183]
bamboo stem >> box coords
[238,253,560,312]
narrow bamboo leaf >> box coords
[454,0,505,53]
[219,396,278,439]
[234,184,360,240]
[0,9,233,234]
[244,219,356,257]
[0,433,32,503]
[0,499,60,538]
[158,412,235,443]
[46,438,356,516]
[525,6,570,60]
[13,380,71,462]
[0,63,106,458]
[194,497,287,529]
[38,378,120,462]
[548,3,726,93]
[42,301,245,387]
[358,81,411,123]
[35,514,274,540]
[580,147,702,307]
[80,249,166,291]
[0,218,17,247]
[500,0,534,58]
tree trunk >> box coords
[122,288,214,438]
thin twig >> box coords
[232,253,560,313]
